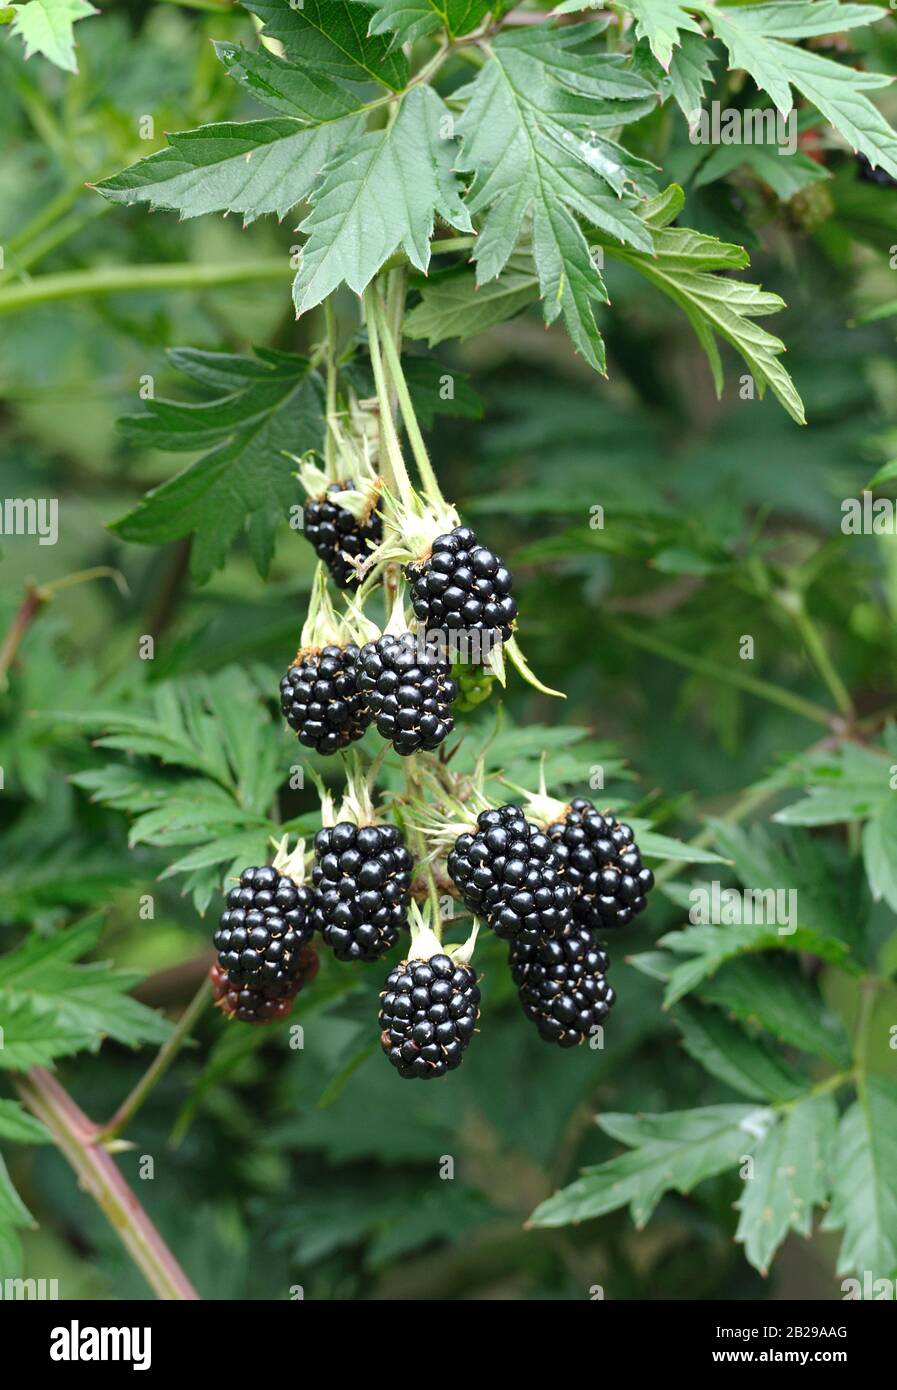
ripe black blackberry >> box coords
[406,526,517,643]
[856,153,897,189]
[279,643,371,756]
[357,632,457,755]
[447,804,572,945]
[302,481,382,589]
[510,925,615,1047]
[379,952,480,1079]
[210,944,318,1025]
[545,799,654,930]
[213,864,315,995]
[312,821,413,962]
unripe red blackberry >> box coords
[312,821,413,962]
[302,481,382,589]
[213,863,315,995]
[510,925,615,1047]
[447,804,572,945]
[357,632,457,756]
[405,525,517,644]
[546,799,654,930]
[279,643,371,756]
[379,952,480,1079]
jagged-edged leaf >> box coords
[529,1104,773,1227]
[735,1092,837,1274]
[862,801,897,914]
[213,41,365,123]
[621,0,703,70]
[660,920,848,1007]
[364,0,489,45]
[704,2,897,178]
[243,0,409,91]
[602,194,805,422]
[112,349,323,582]
[0,997,96,1070]
[9,0,97,74]
[0,1100,49,1145]
[822,1076,897,1279]
[667,30,715,119]
[405,256,540,345]
[0,1153,33,1258]
[693,143,830,202]
[455,22,657,370]
[673,1002,807,1103]
[293,85,473,314]
[93,116,363,225]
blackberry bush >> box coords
[510,925,615,1048]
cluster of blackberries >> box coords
[546,800,654,931]
[406,526,517,643]
[311,821,413,962]
[302,481,382,589]
[379,953,480,1079]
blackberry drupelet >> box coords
[213,864,315,995]
[406,525,517,643]
[302,481,382,589]
[447,804,572,945]
[357,632,457,756]
[379,953,480,1079]
[510,925,615,1047]
[279,643,371,756]
[312,821,413,962]
[546,799,654,930]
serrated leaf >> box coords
[0,997,96,1069]
[9,0,97,74]
[405,256,540,346]
[667,30,715,119]
[94,116,363,226]
[213,41,363,124]
[674,1001,807,1102]
[822,1076,897,1279]
[293,85,473,314]
[862,801,897,913]
[113,350,323,582]
[244,0,409,91]
[693,143,830,202]
[735,1092,837,1274]
[701,956,852,1067]
[621,0,703,70]
[455,23,657,370]
[633,827,728,864]
[0,1100,49,1145]
[0,1153,33,1234]
[364,0,489,45]
[529,1104,772,1228]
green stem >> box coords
[603,616,836,729]
[775,589,855,720]
[364,285,415,509]
[14,1069,199,1300]
[652,779,775,889]
[372,289,444,506]
[95,978,212,1144]
[323,297,338,477]
[0,260,291,317]
[0,204,112,286]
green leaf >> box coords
[735,1092,837,1275]
[0,996,96,1069]
[405,255,540,346]
[293,85,473,314]
[0,1152,33,1246]
[365,0,489,45]
[621,0,703,70]
[0,1100,49,1145]
[667,30,715,119]
[529,1103,772,1227]
[603,202,805,423]
[693,144,830,202]
[244,0,409,91]
[823,1076,897,1279]
[633,827,728,864]
[213,41,365,123]
[674,1002,807,1103]
[93,116,363,226]
[455,23,657,371]
[704,3,897,179]
[862,801,897,914]
[113,349,323,582]
[9,0,97,73]
[700,957,852,1067]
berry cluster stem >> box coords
[364,283,415,511]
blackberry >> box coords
[357,632,458,756]
[856,153,897,189]
[302,481,382,589]
[546,799,654,930]
[213,864,315,994]
[510,925,615,1047]
[379,953,480,1079]
[406,525,517,644]
[210,949,318,1025]
[312,821,413,962]
[279,643,371,756]
[447,804,572,945]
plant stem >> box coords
[0,260,291,317]
[13,1069,199,1300]
[0,584,47,690]
[323,296,338,477]
[372,290,444,506]
[364,284,415,509]
[602,615,836,729]
[775,589,855,720]
[96,978,213,1144]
